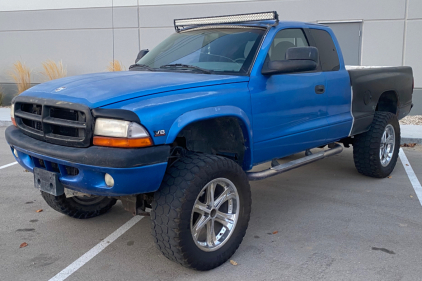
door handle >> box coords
[315,85,325,94]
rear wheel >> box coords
[151,153,251,270]
[41,192,117,219]
[353,112,400,178]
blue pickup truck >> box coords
[5,12,414,270]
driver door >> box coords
[250,28,328,164]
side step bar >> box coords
[247,143,343,181]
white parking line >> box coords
[48,215,144,281]
[0,162,18,170]
[399,149,422,206]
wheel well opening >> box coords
[172,117,246,167]
[376,91,398,115]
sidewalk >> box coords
[0,108,11,127]
[0,108,421,144]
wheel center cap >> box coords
[210,209,217,218]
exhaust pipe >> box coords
[247,143,343,181]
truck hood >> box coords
[20,71,249,108]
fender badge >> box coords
[54,87,66,92]
[154,130,166,137]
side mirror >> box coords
[262,47,319,75]
[135,49,149,63]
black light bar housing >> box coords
[174,11,279,32]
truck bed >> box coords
[346,66,413,135]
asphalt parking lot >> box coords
[1,126,422,281]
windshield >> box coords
[136,28,265,75]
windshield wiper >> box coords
[159,64,211,74]
[129,64,154,71]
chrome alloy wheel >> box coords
[380,124,395,167]
[190,178,240,252]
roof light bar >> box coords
[174,11,278,32]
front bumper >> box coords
[5,126,170,196]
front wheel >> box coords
[353,112,400,178]
[151,153,251,270]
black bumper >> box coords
[5,126,170,168]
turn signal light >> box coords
[10,104,16,126]
[93,136,153,148]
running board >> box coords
[247,143,343,181]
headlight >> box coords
[93,118,153,148]
[10,103,16,126]
[94,118,130,138]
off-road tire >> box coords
[353,112,400,178]
[151,153,251,271]
[41,192,117,219]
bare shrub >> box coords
[107,60,125,72]
[9,61,31,94]
[41,60,67,81]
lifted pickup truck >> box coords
[5,12,414,270]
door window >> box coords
[268,29,309,61]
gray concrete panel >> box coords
[113,6,139,28]
[0,8,112,31]
[408,0,422,19]
[114,0,138,7]
[405,20,422,88]
[361,20,404,67]
[113,28,140,69]
[139,0,406,28]
[139,27,175,50]
[0,0,113,12]
[0,29,113,83]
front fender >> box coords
[166,106,254,170]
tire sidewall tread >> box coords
[41,192,117,219]
[353,112,401,178]
[151,153,251,271]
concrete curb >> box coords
[401,137,422,145]
[0,108,10,127]
[0,121,12,127]
[401,125,422,145]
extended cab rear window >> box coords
[308,29,340,72]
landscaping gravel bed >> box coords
[400,115,422,125]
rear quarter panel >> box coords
[348,66,413,135]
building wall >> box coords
[0,0,421,114]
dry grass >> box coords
[9,61,31,95]
[107,60,125,72]
[41,60,67,81]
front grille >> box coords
[14,98,93,147]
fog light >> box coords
[13,148,18,158]
[105,173,114,187]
